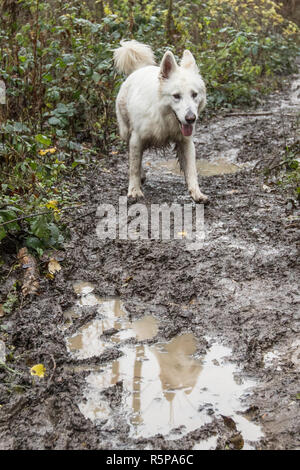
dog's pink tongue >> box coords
[181,124,193,137]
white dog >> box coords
[114,40,208,203]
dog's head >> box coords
[159,50,206,137]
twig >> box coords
[285,223,299,229]
[0,204,86,227]
[68,208,98,225]
[46,353,56,388]
[224,112,296,117]
[0,361,23,376]
[268,161,286,171]
[225,112,273,117]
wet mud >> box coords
[0,69,299,450]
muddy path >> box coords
[0,70,299,450]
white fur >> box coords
[114,40,208,202]
[114,40,155,75]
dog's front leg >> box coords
[128,132,144,199]
[177,139,208,203]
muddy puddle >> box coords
[152,157,243,177]
[65,281,263,449]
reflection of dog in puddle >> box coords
[152,333,202,402]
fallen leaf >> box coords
[45,273,55,280]
[177,231,187,238]
[229,433,244,450]
[45,200,58,210]
[225,189,239,195]
[262,184,272,192]
[221,414,237,431]
[0,304,5,317]
[48,258,61,275]
[30,364,46,378]
[17,247,39,296]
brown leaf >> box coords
[0,304,5,317]
[229,433,244,450]
[48,258,61,275]
[221,414,237,431]
[17,247,39,297]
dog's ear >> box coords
[160,51,178,79]
[180,50,198,72]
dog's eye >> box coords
[192,92,198,99]
[173,93,181,100]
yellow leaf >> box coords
[39,147,56,156]
[30,364,46,378]
[45,200,58,210]
[48,258,61,275]
[177,231,187,238]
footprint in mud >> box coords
[65,281,263,448]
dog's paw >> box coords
[189,188,209,204]
[128,187,145,200]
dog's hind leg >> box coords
[116,103,130,141]
[177,140,208,203]
[128,132,144,199]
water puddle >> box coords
[193,435,218,450]
[65,281,263,448]
[153,158,242,177]
[65,281,159,359]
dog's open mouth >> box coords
[173,111,194,137]
[181,124,193,137]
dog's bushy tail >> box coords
[114,40,155,75]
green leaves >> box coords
[26,216,64,255]
[0,208,22,238]
[0,206,22,242]
[0,226,6,242]
[35,134,52,147]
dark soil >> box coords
[0,69,299,450]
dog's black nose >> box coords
[185,112,196,124]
